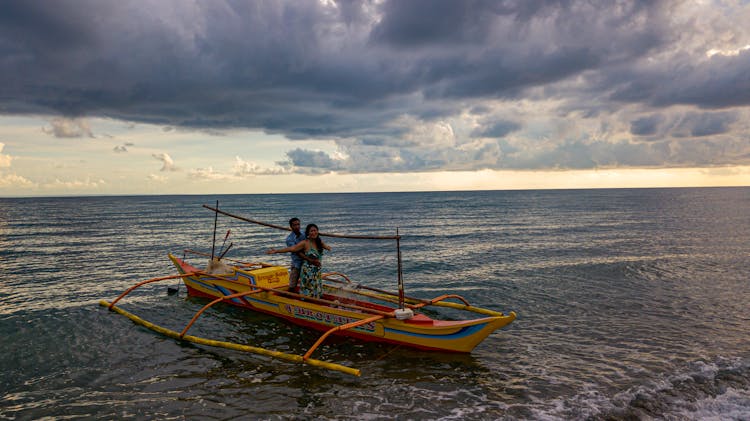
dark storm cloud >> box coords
[680,111,737,137]
[630,115,663,136]
[0,0,672,119]
[284,148,344,172]
[472,120,522,138]
[0,1,94,52]
[607,51,750,109]
[664,52,750,109]
[0,0,749,173]
[369,0,498,47]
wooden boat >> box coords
[101,204,516,376]
[169,253,515,352]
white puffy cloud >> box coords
[0,143,12,167]
[147,173,167,182]
[0,172,34,188]
[42,177,106,190]
[232,156,289,176]
[152,153,178,172]
[188,166,230,180]
[404,119,456,148]
[42,118,94,138]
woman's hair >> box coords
[305,223,323,253]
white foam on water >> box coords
[324,380,512,420]
[527,383,617,420]
[671,387,750,421]
[525,358,750,421]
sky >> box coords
[0,0,749,197]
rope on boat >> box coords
[99,300,361,376]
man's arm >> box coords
[297,251,321,267]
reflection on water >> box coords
[1,188,749,419]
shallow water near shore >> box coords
[1,188,749,419]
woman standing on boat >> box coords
[267,224,331,298]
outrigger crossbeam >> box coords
[100,299,360,376]
[100,274,364,376]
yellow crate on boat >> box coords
[245,266,289,289]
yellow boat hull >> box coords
[170,254,515,353]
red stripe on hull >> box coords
[183,284,461,352]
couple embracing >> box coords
[266,218,330,299]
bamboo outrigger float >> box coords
[101,203,516,376]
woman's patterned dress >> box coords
[299,247,323,298]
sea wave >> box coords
[528,357,750,420]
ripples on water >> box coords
[1,188,749,419]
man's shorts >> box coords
[289,266,301,290]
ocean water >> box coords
[1,187,748,420]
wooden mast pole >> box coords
[210,200,219,260]
[397,228,404,310]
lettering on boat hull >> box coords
[283,304,377,333]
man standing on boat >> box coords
[286,217,306,291]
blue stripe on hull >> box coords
[384,322,487,340]
[188,277,277,310]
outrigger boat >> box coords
[101,203,516,376]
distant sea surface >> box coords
[1,188,749,420]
